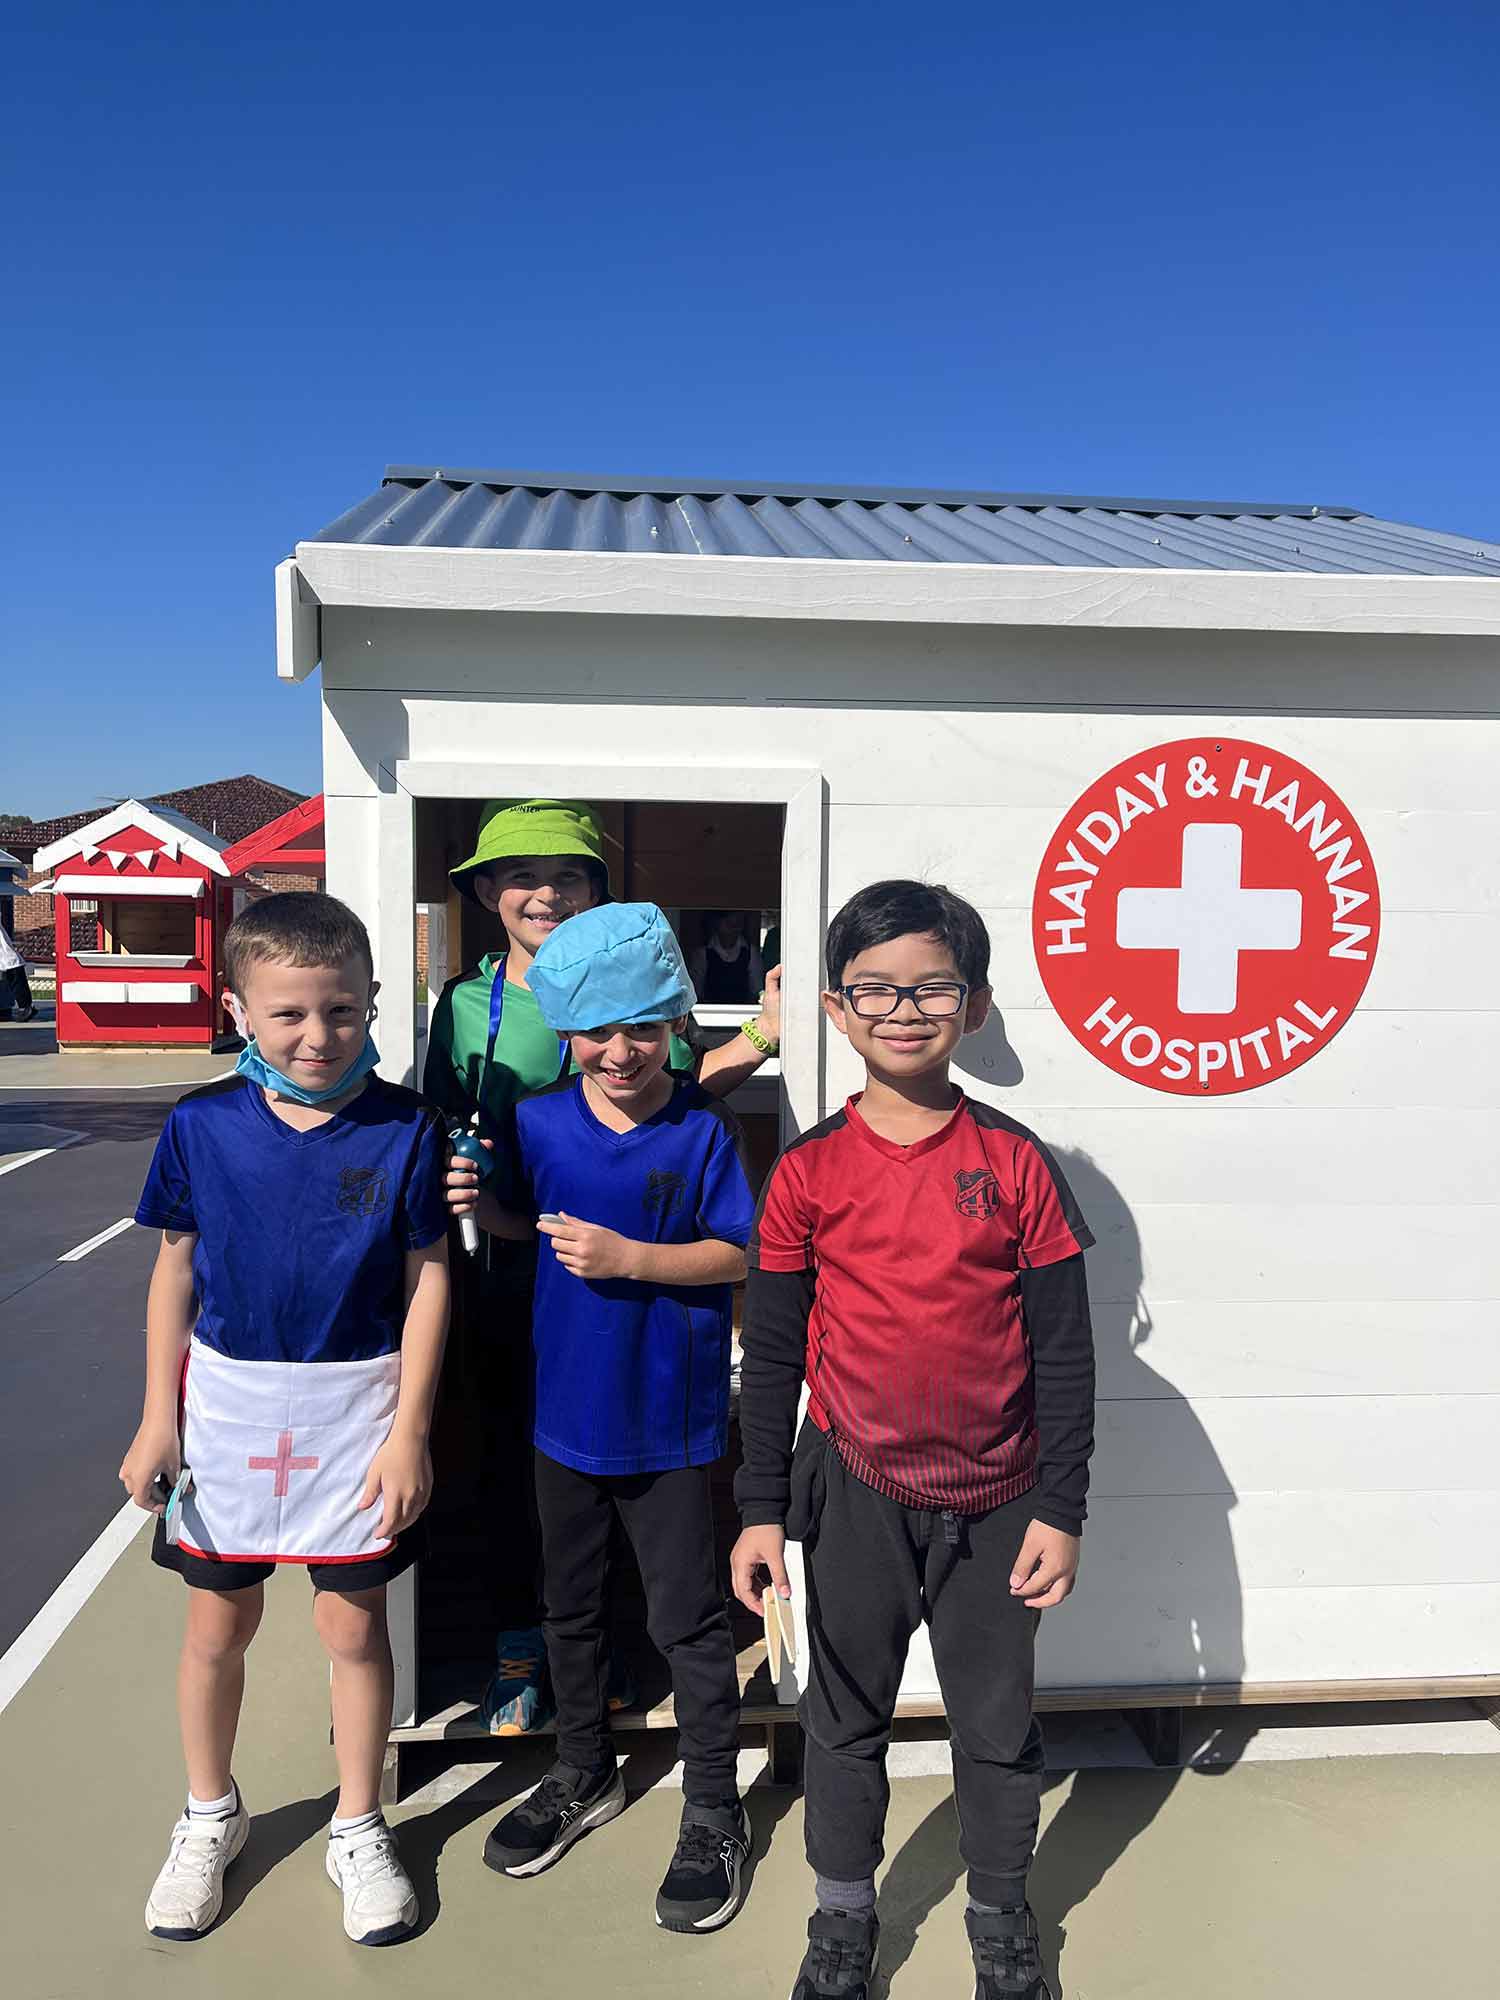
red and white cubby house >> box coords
[33,801,234,1049]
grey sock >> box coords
[968,1895,1028,1916]
[816,1873,877,1917]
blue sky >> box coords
[4,1,1496,818]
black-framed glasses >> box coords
[838,981,969,1020]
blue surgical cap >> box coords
[525,901,697,1033]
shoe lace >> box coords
[807,1924,872,1985]
[972,1921,1038,1986]
[673,1819,729,1872]
[514,1769,577,1828]
[166,1816,235,1879]
[497,1653,539,1681]
[338,1823,403,1886]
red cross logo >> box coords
[1032,737,1380,1096]
[248,1429,319,1497]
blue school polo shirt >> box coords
[135,1074,449,1364]
[515,1074,755,1476]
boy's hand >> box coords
[730,1524,791,1617]
[445,1136,493,1216]
[119,1420,181,1513]
[754,965,782,1049]
[1010,1520,1081,1608]
[359,1428,433,1540]
[538,1212,635,1281]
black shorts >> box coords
[151,1514,426,1593]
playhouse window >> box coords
[99,897,197,958]
[414,791,784,1163]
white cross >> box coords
[1116,822,1302,1014]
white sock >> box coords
[331,1808,382,1838]
[187,1785,237,1820]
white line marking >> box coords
[0,1147,59,1178]
[58,1216,134,1262]
[0,1499,151,1717]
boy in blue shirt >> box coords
[118,893,450,1948]
[446,902,755,1933]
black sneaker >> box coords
[655,1799,752,1932]
[967,1904,1053,1999]
[789,1908,880,1998]
[482,1760,625,1878]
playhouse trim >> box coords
[278,542,1500,679]
[51,873,205,899]
[221,792,326,876]
[33,800,232,877]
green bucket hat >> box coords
[449,798,610,905]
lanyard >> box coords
[484,956,570,1084]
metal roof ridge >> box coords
[379,466,1358,521]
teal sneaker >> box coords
[482,1629,554,1737]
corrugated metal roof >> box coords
[308,468,1500,576]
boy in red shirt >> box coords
[731,880,1095,2000]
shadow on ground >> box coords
[0,1093,183,1144]
[217,1789,340,1931]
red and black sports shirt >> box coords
[736,1093,1095,1525]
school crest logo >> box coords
[643,1168,688,1218]
[954,1168,1001,1221]
[337,1166,390,1217]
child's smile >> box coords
[233,953,376,1094]
[475,855,600,964]
[571,1019,680,1122]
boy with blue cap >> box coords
[447,901,756,1933]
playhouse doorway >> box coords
[389,774,813,1769]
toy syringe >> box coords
[448,1117,491,1256]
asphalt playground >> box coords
[2,1007,1499,1999]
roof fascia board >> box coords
[276,557,323,681]
[379,466,1356,518]
[295,542,1500,639]
[34,799,231,876]
[221,793,326,875]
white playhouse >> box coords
[275,469,1500,1784]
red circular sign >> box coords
[1032,738,1381,1096]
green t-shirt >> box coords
[423,953,694,1146]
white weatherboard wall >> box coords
[320,604,1500,1695]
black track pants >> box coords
[792,1425,1044,1906]
[534,1450,742,1801]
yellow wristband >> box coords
[739,1017,779,1057]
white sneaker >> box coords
[325,1818,419,1945]
[144,1794,250,1938]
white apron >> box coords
[178,1337,402,1563]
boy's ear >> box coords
[820,988,852,1040]
[472,870,503,914]
[963,983,993,1033]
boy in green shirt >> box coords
[423,799,780,1731]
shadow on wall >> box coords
[954,1006,1025,1090]
[1040,1146,1245,1699]
[874,1146,1251,1997]
[1029,1148,1250,1987]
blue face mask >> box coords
[235,1030,381,1106]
